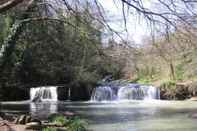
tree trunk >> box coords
[170,62,176,80]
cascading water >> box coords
[91,83,160,101]
[30,86,58,102]
[91,86,116,101]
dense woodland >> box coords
[1,0,197,100]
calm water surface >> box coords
[1,100,197,131]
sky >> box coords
[98,0,152,44]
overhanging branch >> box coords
[0,0,24,13]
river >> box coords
[1,100,197,131]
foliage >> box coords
[175,64,184,81]
[65,117,88,131]
[160,80,176,88]
[51,115,67,125]
[137,78,152,85]
[42,128,57,131]
[159,80,177,99]
[0,2,122,100]
[44,115,88,131]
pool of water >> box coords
[1,100,197,131]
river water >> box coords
[1,100,197,131]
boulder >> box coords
[25,115,31,124]
[1,113,16,121]
[18,115,26,124]
[25,122,42,130]
[14,115,41,125]
[30,118,42,125]
[189,96,197,101]
[63,111,75,117]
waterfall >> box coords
[30,86,58,102]
[91,86,116,101]
[91,83,160,101]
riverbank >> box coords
[0,111,88,131]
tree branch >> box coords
[0,0,24,13]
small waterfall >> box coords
[118,85,145,100]
[30,86,58,102]
[143,85,160,100]
[91,83,160,101]
[91,86,116,101]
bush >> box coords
[66,117,88,131]
[137,78,151,84]
[52,115,67,125]
[42,128,57,131]
[44,115,88,131]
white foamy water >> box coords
[30,86,58,102]
[91,84,160,101]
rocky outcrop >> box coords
[70,85,91,101]
[57,87,69,100]
[158,81,197,100]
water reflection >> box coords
[30,102,57,119]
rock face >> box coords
[57,87,69,100]
[70,85,91,101]
[57,86,91,101]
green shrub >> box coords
[137,78,151,84]
[66,117,88,131]
[46,115,88,131]
[52,116,67,125]
[162,80,176,88]
[159,80,177,99]
[42,128,57,131]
